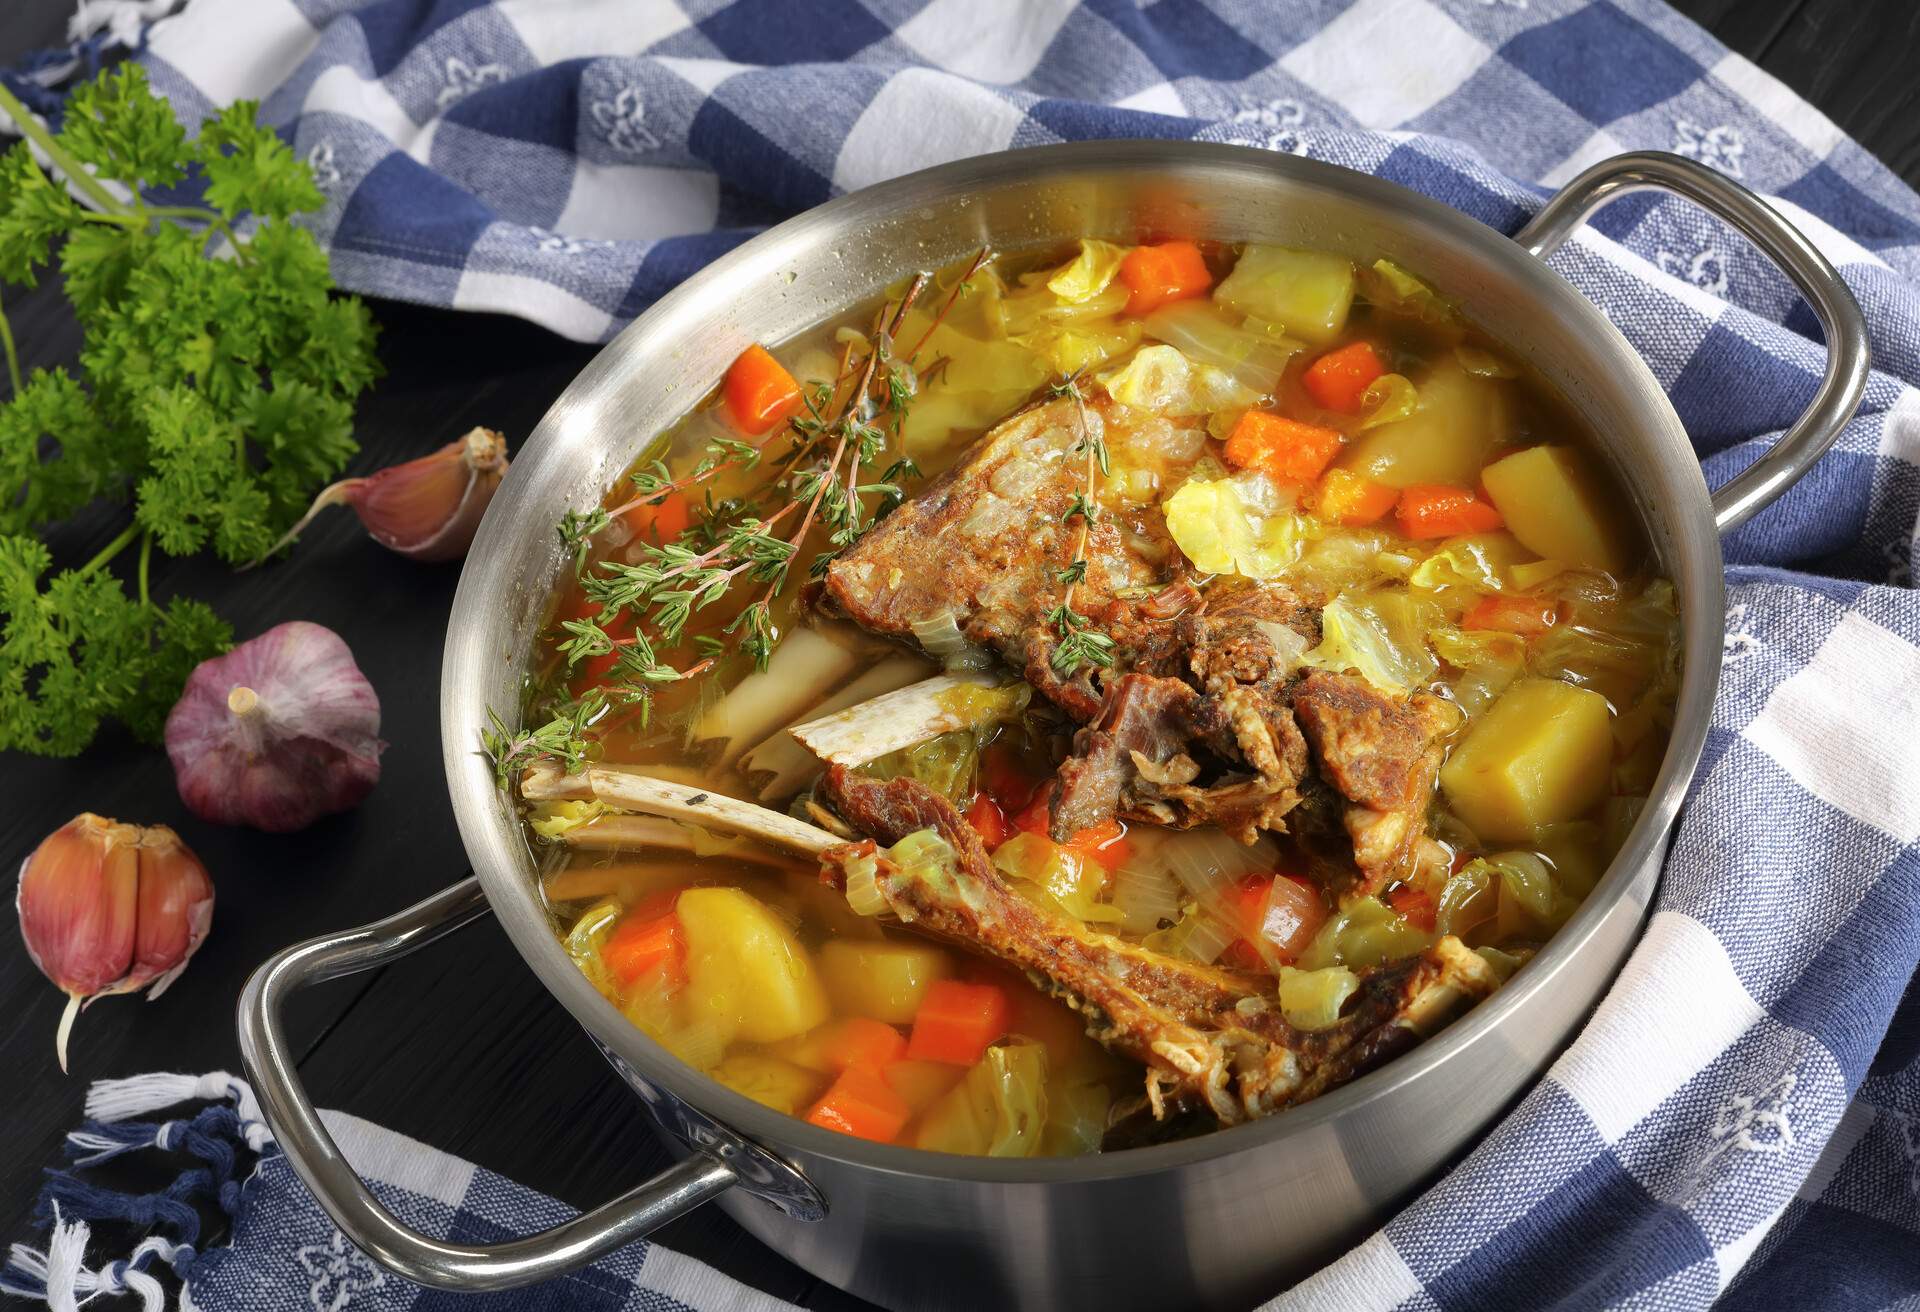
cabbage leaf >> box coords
[915,1041,1050,1157]
[1300,589,1437,693]
[1099,343,1261,416]
[1163,475,1310,578]
[1045,239,1129,303]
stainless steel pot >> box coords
[238,143,1869,1311]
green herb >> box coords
[483,690,606,787]
[541,269,946,750]
[1047,370,1114,677]
[0,65,380,754]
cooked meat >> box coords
[818,768,1499,1125]
[1293,670,1460,896]
[1052,669,1308,844]
[823,395,1316,840]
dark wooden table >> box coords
[3,3,1915,1307]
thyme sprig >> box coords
[1048,371,1115,677]
[482,691,606,788]
[520,269,941,780]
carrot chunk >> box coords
[1461,592,1559,638]
[1118,241,1212,315]
[965,794,1012,852]
[601,907,685,988]
[907,979,1011,1065]
[1313,468,1398,525]
[723,344,802,435]
[805,1065,911,1142]
[1386,884,1437,932]
[622,490,690,545]
[1302,341,1385,414]
[821,1017,908,1072]
[1394,484,1506,539]
[1010,797,1131,872]
[1224,411,1344,483]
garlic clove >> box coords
[256,426,508,565]
[121,825,215,1000]
[166,621,385,832]
[15,814,214,1071]
[352,425,508,561]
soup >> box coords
[494,237,1678,1156]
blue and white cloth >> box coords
[5,0,1920,1308]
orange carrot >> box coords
[1302,341,1385,413]
[622,490,691,545]
[1118,241,1212,315]
[601,905,685,988]
[907,979,1011,1065]
[805,1065,911,1142]
[1461,593,1559,637]
[1010,797,1131,872]
[1224,411,1344,483]
[1386,884,1437,932]
[822,1017,909,1072]
[1394,485,1505,539]
[1313,468,1398,525]
[965,794,1012,852]
[723,344,802,435]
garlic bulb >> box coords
[17,814,214,1071]
[165,621,385,832]
[262,426,508,563]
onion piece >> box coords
[842,851,889,918]
[910,611,996,673]
[1140,300,1303,396]
[1158,827,1280,919]
[1109,862,1183,934]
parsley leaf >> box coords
[0,64,380,755]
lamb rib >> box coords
[817,767,1498,1125]
[822,394,1318,842]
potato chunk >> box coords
[678,887,830,1044]
[1337,361,1513,489]
[1481,445,1632,574]
[1440,677,1612,842]
[820,939,955,1024]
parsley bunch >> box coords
[0,65,380,754]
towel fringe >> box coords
[86,1070,265,1131]
[0,1205,170,1312]
[1,1073,265,1310]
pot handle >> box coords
[236,877,737,1293]
[1513,150,1870,535]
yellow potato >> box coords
[677,887,830,1044]
[1481,445,1632,574]
[819,939,955,1025]
[709,1053,827,1117]
[1338,361,1513,489]
[1440,678,1612,842]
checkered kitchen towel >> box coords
[6,0,1920,1309]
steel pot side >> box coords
[238,141,1865,1312]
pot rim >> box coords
[442,139,1722,1188]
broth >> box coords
[503,238,1679,1157]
